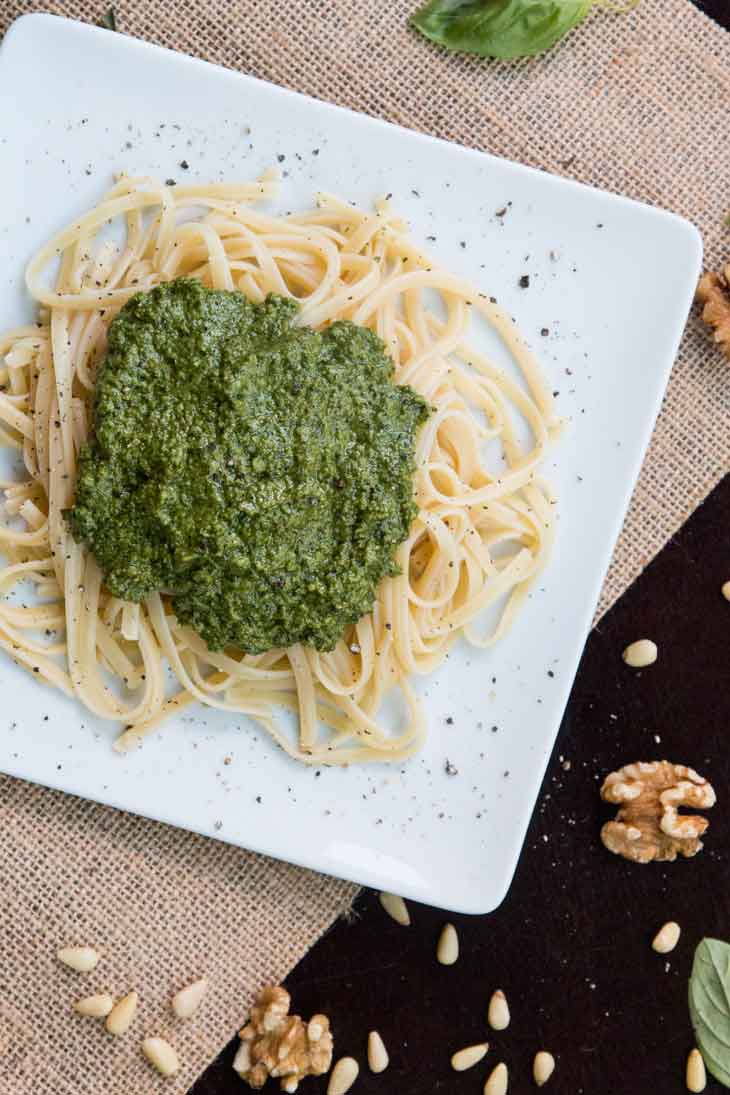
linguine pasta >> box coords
[0,170,560,764]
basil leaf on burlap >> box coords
[689,938,730,1087]
[96,8,117,31]
[411,0,595,59]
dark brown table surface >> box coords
[193,4,729,1092]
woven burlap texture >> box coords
[0,780,358,1094]
[1,0,729,1092]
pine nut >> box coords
[686,1048,706,1093]
[367,1030,389,1073]
[327,1056,359,1095]
[652,921,681,954]
[105,990,138,1035]
[721,581,730,602]
[488,989,510,1031]
[378,892,410,926]
[74,993,114,1018]
[142,1036,180,1077]
[451,1043,488,1071]
[533,1051,555,1086]
[484,1061,508,1095]
[308,1016,326,1042]
[57,946,99,972]
[233,1040,251,1075]
[437,923,459,965]
[171,977,208,1019]
[622,639,657,668]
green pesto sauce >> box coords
[69,279,429,653]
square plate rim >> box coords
[3,12,704,250]
[0,11,704,914]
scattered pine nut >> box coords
[142,1036,180,1077]
[74,993,114,1018]
[367,1030,389,1073]
[105,990,138,1035]
[451,1043,488,1071]
[378,892,410,926]
[533,1051,555,1086]
[488,989,510,1031]
[721,581,730,602]
[686,1048,706,1093]
[171,977,208,1019]
[652,921,681,954]
[484,1061,508,1095]
[622,639,657,668]
[57,946,99,972]
[232,1040,251,1076]
[308,1016,326,1042]
[437,923,459,965]
[327,1056,359,1095]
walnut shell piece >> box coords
[600,760,716,863]
[697,265,730,359]
[233,985,333,1092]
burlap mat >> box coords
[1,0,729,1092]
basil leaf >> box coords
[96,8,117,31]
[411,0,595,59]
[689,939,730,1087]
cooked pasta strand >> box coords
[0,173,559,765]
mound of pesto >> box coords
[69,279,428,654]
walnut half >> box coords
[600,760,716,863]
[233,985,333,1093]
[697,265,730,359]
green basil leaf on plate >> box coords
[410,0,595,59]
[689,938,730,1088]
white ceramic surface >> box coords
[0,13,701,913]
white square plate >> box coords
[0,13,701,913]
